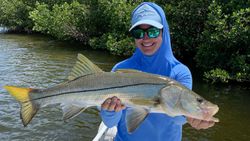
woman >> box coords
[100,2,215,141]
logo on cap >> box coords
[130,4,163,31]
[134,5,156,21]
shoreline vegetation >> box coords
[0,0,249,84]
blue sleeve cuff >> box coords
[100,109,123,128]
[173,116,187,125]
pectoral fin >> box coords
[61,104,88,121]
[125,107,149,133]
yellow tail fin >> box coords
[4,86,39,127]
[4,86,31,102]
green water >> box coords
[0,33,249,141]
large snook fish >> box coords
[4,54,219,133]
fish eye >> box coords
[196,98,204,103]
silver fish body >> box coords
[33,72,168,109]
[4,54,219,133]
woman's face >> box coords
[135,24,162,56]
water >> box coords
[0,27,8,33]
[0,33,249,141]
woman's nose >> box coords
[143,32,149,40]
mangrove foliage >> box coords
[0,0,249,83]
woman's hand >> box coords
[187,117,215,130]
[101,96,126,112]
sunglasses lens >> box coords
[131,27,161,39]
[147,27,160,38]
[131,29,144,39]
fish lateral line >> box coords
[30,82,166,101]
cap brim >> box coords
[129,20,163,31]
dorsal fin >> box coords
[115,69,142,73]
[68,54,103,80]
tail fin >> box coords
[4,86,39,127]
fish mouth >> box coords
[200,105,219,122]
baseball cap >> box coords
[129,4,163,31]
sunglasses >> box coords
[131,27,161,39]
